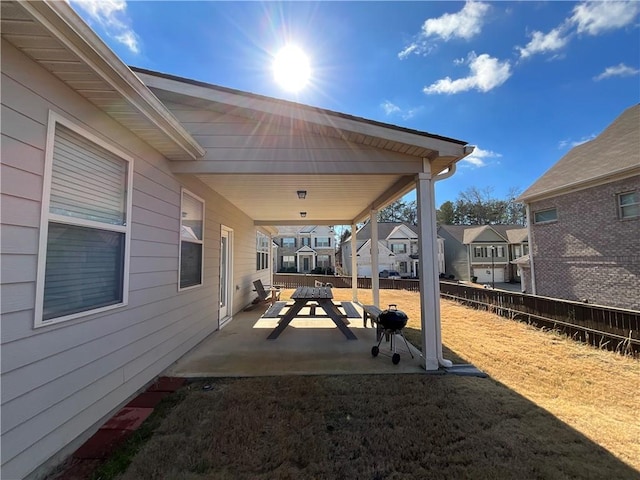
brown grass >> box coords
[113,288,639,480]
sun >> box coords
[272,45,311,92]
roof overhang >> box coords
[0,1,204,161]
[136,69,472,225]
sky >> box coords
[68,0,640,208]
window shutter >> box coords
[314,238,317,247]
[50,124,127,225]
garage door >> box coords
[358,266,372,277]
[473,267,504,284]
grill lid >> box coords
[378,304,408,330]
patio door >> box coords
[219,226,233,327]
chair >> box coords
[253,279,281,305]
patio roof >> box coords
[136,69,472,226]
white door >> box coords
[219,226,233,326]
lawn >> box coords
[101,289,639,480]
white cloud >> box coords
[381,101,401,116]
[517,27,570,59]
[558,134,597,149]
[381,101,421,120]
[423,52,511,94]
[69,0,140,53]
[461,146,501,168]
[594,63,640,81]
[571,0,640,36]
[398,1,490,59]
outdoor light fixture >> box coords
[297,190,307,199]
[300,211,307,218]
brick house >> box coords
[518,104,639,311]
[273,225,336,274]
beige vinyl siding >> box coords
[158,99,423,175]
[0,40,259,479]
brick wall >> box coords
[529,176,639,310]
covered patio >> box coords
[137,68,474,371]
[165,302,424,377]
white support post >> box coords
[370,210,379,307]
[351,223,358,302]
[416,172,450,371]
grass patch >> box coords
[95,288,638,479]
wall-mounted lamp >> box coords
[300,211,307,218]
[297,190,307,199]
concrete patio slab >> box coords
[165,304,425,377]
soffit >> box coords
[0,1,203,161]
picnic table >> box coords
[266,286,357,340]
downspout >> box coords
[351,223,358,302]
[524,204,536,294]
[431,163,457,368]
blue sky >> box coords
[69,1,639,207]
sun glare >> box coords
[273,45,311,92]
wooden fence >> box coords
[438,281,639,355]
[273,274,639,355]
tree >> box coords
[437,186,526,225]
[436,201,455,224]
[377,200,417,224]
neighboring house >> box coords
[340,222,437,277]
[518,104,639,310]
[0,4,470,478]
[273,225,336,273]
[437,224,528,283]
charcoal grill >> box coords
[371,304,414,364]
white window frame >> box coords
[533,208,558,224]
[34,111,133,327]
[257,231,270,271]
[179,188,205,291]
[618,191,639,219]
[391,243,407,254]
[282,237,296,248]
[315,237,330,248]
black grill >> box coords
[371,304,414,364]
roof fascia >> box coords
[137,71,468,158]
[23,1,204,160]
[518,166,640,203]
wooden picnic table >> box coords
[266,286,357,340]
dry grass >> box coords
[110,288,639,480]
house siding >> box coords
[0,40,262,479]
[529,177,640,310]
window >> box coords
[180,189,204,289]
[398,262,408,273]
[534,208,557,224]
[315,237,330,248]
[391,243,407,254]
[618,191,639,219]
[317,254,330,268]
[301,237,311,247]
[474,246,487,258]
[281,237,296,248]
[256,232,270,271]
[35,114,132,326]
[282,255,295,269]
